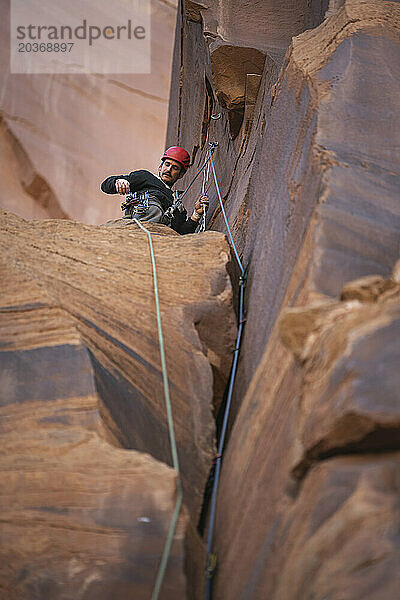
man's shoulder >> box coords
[128,169,156,180]
[127,170,173,204]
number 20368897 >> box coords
[18,42,74,52]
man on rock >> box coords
[101,146,208,234]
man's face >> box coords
[159,158,183,186]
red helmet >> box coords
[161,146,190,172]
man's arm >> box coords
[101,171,149,194]
[172,196,209,235]
[101,175,125,194]
[176,216,199,235]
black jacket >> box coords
[101,169,198,234]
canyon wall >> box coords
[0,210,236,598]
[167,0,400,598]
[1,0,400,598]
[0,0,177,224]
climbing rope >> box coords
[208,148,244,275]
[179,141,218,203]
[133,142,247,600]
[132,218,183,600]
[204,266,247,600]
[199,145,247,599]
[179,142,245,276]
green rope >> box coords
[133,218,183,600]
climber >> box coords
[100,146,209,234]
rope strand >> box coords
[208,150,244,275]
[132,142,246,600]
[132,218,183,600]
[179,154,211,202]
[204,268,247,599]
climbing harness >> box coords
[132,217,183,600]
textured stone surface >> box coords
[213,455,400,600]
[262,455,400,600]
[235,0,400,403]
[0,256,188,600]
[188,0,328,57]
[0,117,69,220]
[168,0,400,410]
[0,210,236,598]
[166,0,327,220]
[280,275,400,474]
[167,1,400,599]
[3,0,400,596]
[0,0,177,224]
[212,275,400,600]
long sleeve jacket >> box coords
[101,169,198,235]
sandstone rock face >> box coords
[187,0,328,57]
[0,210,236,598]
[0,117,69,220]
[166,1,400,598]
[280,276,400,475]
[168,0,400,401]
[262,454,400,600]
[212,271,400,600]
[0,0,177,224]
[0,253,188,600]
[3,0,400,597]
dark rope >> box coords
[204,266,248,599]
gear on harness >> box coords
[116,141,219,233]
[121,191,150,216]
[161,191,185,226]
